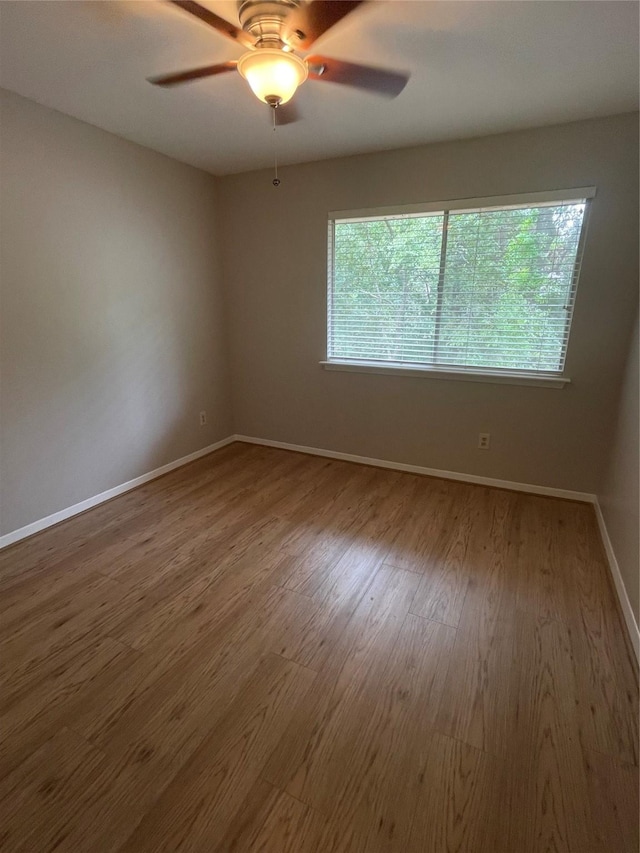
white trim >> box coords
[593,500,640,663]
[0,436,236,550]
[320,360,569,388]
[329,186,596,221]
[234,434,595,502]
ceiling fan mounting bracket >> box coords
[237,0,301,48]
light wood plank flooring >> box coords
[0,442,637,852]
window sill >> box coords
[320,360,570,388]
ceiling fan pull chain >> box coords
[272,105,281,187]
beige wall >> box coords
[0,90,233,535]
[2,99,638,553]
[219,114,639,494]
[599,313,639,624]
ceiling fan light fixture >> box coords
[237,48,308,105]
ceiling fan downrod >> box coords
[271,103,281,186]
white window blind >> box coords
[327,190,593,376]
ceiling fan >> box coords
[149,1,409,120]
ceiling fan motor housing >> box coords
[237,0,301,48]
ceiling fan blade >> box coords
[169,1,253,49]
[149,61,237,87]
[283,1,364,50]
[307,55,409,98]
[274,101,302,125]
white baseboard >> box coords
[0,436,236,550]
[234,434,596,503]
[0,433,595,552]
[593,500,640,663]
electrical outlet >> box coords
[199,411,207,426]
[478,433,490,449]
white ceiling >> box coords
[1,1,638,175]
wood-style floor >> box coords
[0,442,637,852]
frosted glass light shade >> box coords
[237,49,308,105]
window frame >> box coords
[323,187,595,388]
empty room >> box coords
[0,1,638,851]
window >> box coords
[325,188,594,384]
